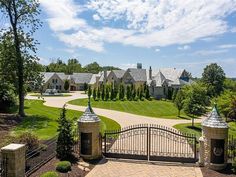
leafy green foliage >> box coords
[202,63,225,96]
[56,106,74,160]
[88,85,92,98]
[105,85,110,101]
[17,132,39,151]
[40,171,59,177]
[174,89,185,117]
[56,161,71,173]
[93,88,97,101]
[97,87,101,100]
[0,81,16,112]
[223,78,236,92]
[83,82,88,93]
[101,85,105,101]
[217,90,236,120]
[64,80,69,91]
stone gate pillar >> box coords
[1,144,26,177]
[199,104,228,170]
[78,98,102,160]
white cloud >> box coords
[93,14,101,21]
[230,27,236,33]
[39,57,51,65]
[40,0,236,52]
[194,49,228,56]
[120,63,137,70]
[218,44,236,49]
[155,48,160,52]
[178,45,191,50]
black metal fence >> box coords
[103,124,197,163]
[0,156,7,177]
[25,133,79,177]
[228,135,236,163]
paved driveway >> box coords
[26,91,205,128]
[87,159,203,177]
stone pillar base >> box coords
[209,163,227,171]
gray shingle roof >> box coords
[202,104,228,128]
[40,72,69,83]
[72,73,93,84]
[152,71,166,86]
[99,71,111,82]
[159,68,184,82]
[127,68,147,82]
[112,70,125,79]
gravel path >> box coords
[26,91,205,128]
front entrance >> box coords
[103,124,197,163]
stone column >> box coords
[198,137,205,167]
[1,144,26,177]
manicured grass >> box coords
[174,122,236,141]
[68,99,190,119]
[12,100,120,140]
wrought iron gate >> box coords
[0,157,8,177]
[103,124,197,163]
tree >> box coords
[119,84,125,100]
[0,80,16,112]
[66,58,82,74]
[105,85,109,101]
[83,62,101,74]
[31,73,45,95]
[97,87,101,101]
[56,105,74,160]
[229,96,236,120]
[174,89,185,117]
[202,63,225,96]
[223,78,236,92]
[101,84,105,101]
[0,0,41,116]
[217,90,236,121]
[64,80,69,92]
[93,88,97,101]
[84,83,88,93]
[88,85,92,98]
[183,83,209,126]
[110,87,114,100]
[145,85,150,100]
[126,85,131,100]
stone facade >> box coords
[199,104,228,170]
[78,99,102,160]
[1,144,26,177]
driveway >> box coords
[26,91,205,128]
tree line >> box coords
[87,83,151,102]
[41,59,120,74]
[173,63,236,126]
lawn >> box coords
[68,99,190,119]
[174,122,236,142]
[12,100,120,140]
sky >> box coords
[2,0,236,77]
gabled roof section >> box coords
[127,68,147,82]
[152,71,166,86]
[112,70,126,79]
[40,72,69,83]
[72,73,93,84]
[159,68,184,82]
[99,71,111,82]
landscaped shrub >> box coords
[40,171,59,177]
[56,161,71,173]
[17,132,40,151]
[0,82,16,112]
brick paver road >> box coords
[87,159,203,177]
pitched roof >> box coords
[72,73,93,84]
[112,70,125,79]
[159,68,184,82]
[41,72,69,83]
[99,71,111,82]
[127,68,147,82]
[89,74,99,85]
[152,71,166,86]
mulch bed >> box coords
[29,157,95,177]
[201,166,236,177]
[0,113,22,148]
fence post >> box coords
[1,144,26,177]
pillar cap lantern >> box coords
[202,103,228,128]
[78,97,100,123]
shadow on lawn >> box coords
[186,125,202,132]
[15,115,53,130]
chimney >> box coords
[149,66,152,80]
[137,63,142,69]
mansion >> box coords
[40,63,192,99]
